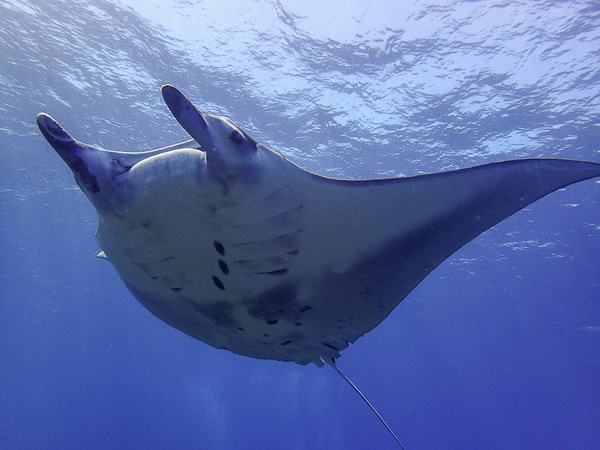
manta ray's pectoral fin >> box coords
[394,158,600,285]
[301,158,600,350]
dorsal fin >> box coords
[322,357,405,449]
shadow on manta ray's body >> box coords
[37,85,600,448]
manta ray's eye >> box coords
[229,129,244,145]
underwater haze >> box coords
[1,0,600,448]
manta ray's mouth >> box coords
[111,159,133,175]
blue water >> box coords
[1,1,599,448]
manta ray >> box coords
[37,85,600,447]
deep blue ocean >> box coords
[1,1,599,449]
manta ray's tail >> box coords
[322,357,406,449]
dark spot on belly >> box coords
[266,319,279,325]
[246,282,299,321]
[214,240,225,255]
[263,333,270,337]
[294,322,302,326]
[218,259,229,274]
[281,340,292,345]
[181,298,239,329]
[212,275,225,290]
[171,287,182,292]
[300,305,312,312]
